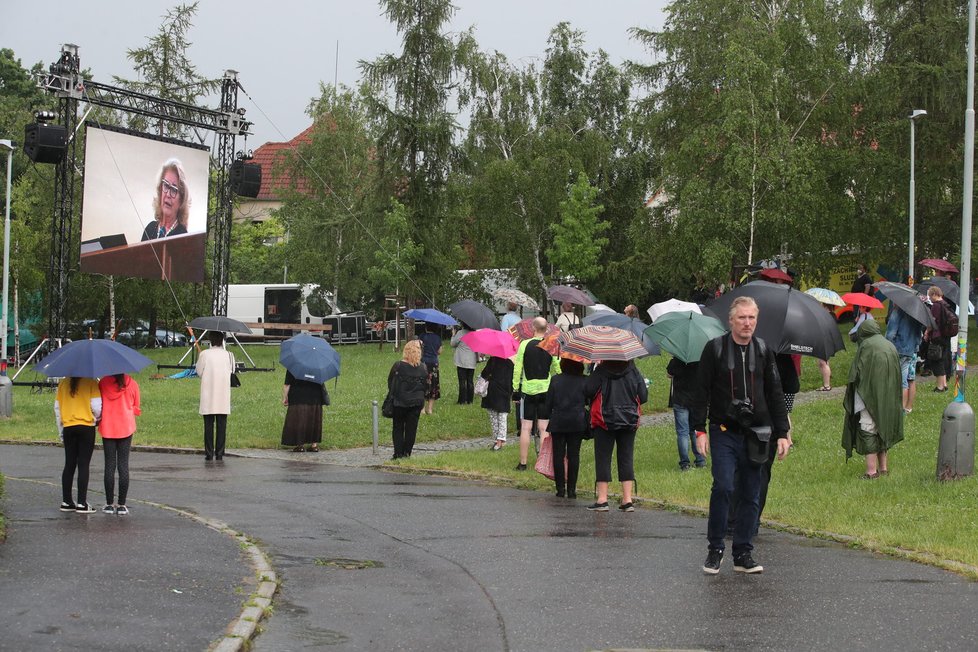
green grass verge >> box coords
[400,372,978,577]
[5,326,977,578]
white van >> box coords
[227,284,367,343]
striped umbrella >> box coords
[558,325,647,362]
[536,333,590,363]
[509,318,559,341]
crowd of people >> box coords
[53,264,959,576]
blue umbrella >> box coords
[583,310,660,356]
[403,308,458,327]
[35,339,154,378]
[280,334,341,384]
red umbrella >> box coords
[841,292,884,309]
[508,318,558,341]
[759,267,793,283]
[461,329,519,358]
[919,258,958,274]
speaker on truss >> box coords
[23,123,68,164]
[230,160,262,198]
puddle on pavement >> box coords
[877,578,936,584]
[314,557,384,570]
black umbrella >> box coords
[190,316,253,334]
[706,281,845,359]
[547,284,595,306]
[448,300,500,330]
[915,276,960,306]
[873,281,937,330]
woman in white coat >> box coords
[196,331,235,461]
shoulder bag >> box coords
[228,352,241,388]
[382,364,399,418]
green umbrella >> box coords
[643,310,727,363]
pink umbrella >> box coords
[919,258,959,274]
[461,329,519,358]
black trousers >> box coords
[391,405,422,458]
[550,431,585,494]
[103,436,133,504]
[62,424,96,505]
[203,414,228,459]
[456,367,475,404]
[593,428,636,483]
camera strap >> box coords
[724,335,755,404]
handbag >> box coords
[745,425,772,466]
[474,376,489,397]
[927,342,944,362]
[382,365,399,418]
[228,352,241,388]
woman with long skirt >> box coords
[281,370,328,452]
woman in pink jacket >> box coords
[98,373,141,515]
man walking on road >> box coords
[692,296,790,575]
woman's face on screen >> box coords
[160,169,181,224]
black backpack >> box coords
[939,301,959,338]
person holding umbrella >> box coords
[451,323,478,405]
[584,357,648,512]
[98,373,141,515]
[418,323,443,415]
[460,328,519,450]
[279,334,339,452]
[55,376,102,513]
[196,331,235,461]
[281,371,328,452]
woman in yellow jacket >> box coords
[55,376,102,513]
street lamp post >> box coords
[0,139,13,418]
[908,109,927,285]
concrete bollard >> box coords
[937,401,975,480]
[372,400,379,455]
[0,372,11,418]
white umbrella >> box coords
[804,287,846,307]
[647,299,702,323]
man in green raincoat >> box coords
[842,319,905,478]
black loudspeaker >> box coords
[23,123,68,164]
[230,160,262,198]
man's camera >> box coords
[728,398,754,428]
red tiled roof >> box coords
[248,124,316,200]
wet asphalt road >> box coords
[2,443,978,651]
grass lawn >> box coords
[3,326,978,577]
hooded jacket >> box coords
[585,361,648,432]
[98,374,141,439]
[842,319,904,458]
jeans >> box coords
[707,424,762,556]
[674,405,706,468]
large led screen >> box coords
[80,124,210,282]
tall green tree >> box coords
[360,0,468,306]
[274,85,381,311]
[461,23,646,307]
[547,172,608,283]
[631,0,869,290]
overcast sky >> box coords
[2,0,669,148]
